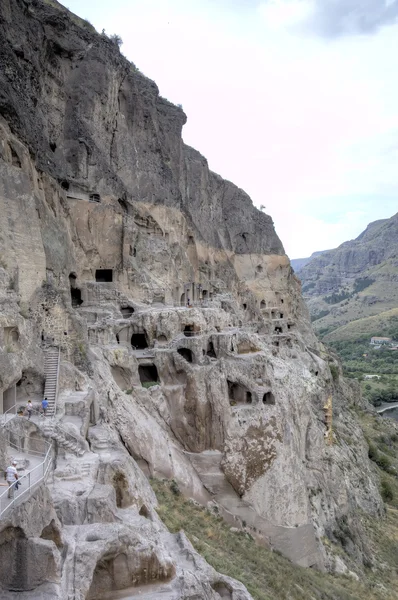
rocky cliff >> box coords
[298,213,398,341]
[0,1,384,599]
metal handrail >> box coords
[53,346,61,416]
[0,436,53,518]
[2,407,84,454]
[7,429,50,458]
[1,403,18,426]
[174,300,213,308]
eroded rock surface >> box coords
[0,1,384,598]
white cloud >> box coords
[257,0,315,29]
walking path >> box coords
[0,436,52,518]
[377,402,398,414]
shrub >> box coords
[368,442,378,462]
[110,33,123,48]
[330,364,339,381]
[376,454,392,473]
[381,479,394,503]
[170,479,180,496]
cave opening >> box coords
[227,380,253,406]
[138,364,159,386]
[71,288,83,308]
[263,391,275,405]
[177,348,193,363]
[120,306,134,317]
[260,300,266,309]
[69,273,83,307]
[131,333,148,349]
[183,324,194,337]
[206,340,216,358]
[95,269,113,283]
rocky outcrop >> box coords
[0,1,385,598]
[298,213,398,339]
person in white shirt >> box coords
[6,461,18,498]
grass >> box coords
[141,381,159,389]
[151,479,398,600]
[323,308,398,343]
[358,409,398,509]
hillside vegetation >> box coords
[297,212,398,347]
[152,466,398,600]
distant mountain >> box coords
[298,213,398,342]
[291,250,331,273]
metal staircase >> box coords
[43,348,60,416]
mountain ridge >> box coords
[298,212,398,341]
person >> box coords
[5,461,18,499]
[26,400,33,420]
[41,397,49,416]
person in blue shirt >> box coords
[41,397,49,416]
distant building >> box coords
[364,374,381,380]
[370,337,392,345]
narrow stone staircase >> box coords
[43,348,60,416]
[41,420,86,457]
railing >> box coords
[51,346,61,417]
[1,403,18,426]
[173,300,214,308]
[0,432,53,518]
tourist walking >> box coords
[41,397,49,416]
[5,461,18,498]
[26,400,33,420]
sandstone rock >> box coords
[0,1,385,598]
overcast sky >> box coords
[66,0,398,258]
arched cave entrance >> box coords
[16,370,44,404]
[180,292,186,305]
[138,364,159,386]
[131,332,148,349]
[120,306,134,318]
[0,526,58,592]
[177,348,193,363]
[183,324,194,337]
[260,300,266,309]
[227,381,253,406]
[263,391,275,405]
[87,550,174,600]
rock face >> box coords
[298,213,398,340]
[0,1,384,598]
[291,250,330,273]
